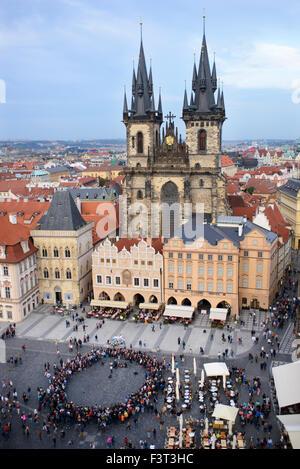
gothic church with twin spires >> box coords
[123,26,229,237]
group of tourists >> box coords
[37,347,166,432]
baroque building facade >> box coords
[123,30,229,238]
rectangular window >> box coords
[228,256,233,261]
[169,281,174,289]
[256,279,262,289]
[218,255,223,261]
[96,275,102,284]
[208,254,213,261]
[207,282,213,292]
[244,251,248,257]
[134,277,139,286]
[227,267,233,277]
[217,282,223,292]
[186,282,192,290]
[5,287,10,299]
[143,278,149,287]
[178,264,183,274]
[168,252,173,258]
[198,265,204,275]
[242,277,248,288]
[168,263,174,273]
[115,276,121,285]
[207,266,213,276]
[153,279,159,288]
[178,253,182,259]
[258,251,263,258]
[3,266,8,276]
[227,283,233,293]
[257,263,263,273]
[178,279,183,289]
[243,263,248,272]
[186,264,192,274]
[105,276,111,285]
[198,281,204,291]
[186,253,192,259]
[217,266,223,277]
[199,254,204,260]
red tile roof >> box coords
[221,155,235,167]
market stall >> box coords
[209,308,228,328]
[163,305,195,325]
[133,302,163,323]
[88,300,131,320]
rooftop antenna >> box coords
[203,9,206,35]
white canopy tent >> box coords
[139,303,161,310]
[277,414,300,449]
[163,304,195,319]
[212,404,238,423]
[272,361,300,409]
[90,300,129,309]
[209,308,228,321]
[204,362,230,378]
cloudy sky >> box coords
[0,0,299,140]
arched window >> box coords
[66,269,72,279]
[195,163,200,169]
[53,247,59,257]
[137,190,143,199]
[43,268,49,279]
[137,132,143,154]
[65,247,70,258]
[42,247,47,257]
[55,269,60,279]
[136,162,141,168]
[198,129,206,151]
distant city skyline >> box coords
[0,0,299,140]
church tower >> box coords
[123,25,163,173]
[123,22,229,239]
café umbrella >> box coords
[179,414,183,448]
[193,357,197,376]
[171,354,175,374]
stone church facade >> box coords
[122,30,229,238]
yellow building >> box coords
[45,166,71,182]
[163,222,240,316]
[31,191,94,306]
[278,179,300,249]
[163,216,279,317]
[82,165,124,181]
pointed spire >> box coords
[148,58,153,96]
[211,53,217,92]
[123,86,128,114]
[192,60,197,91]
[132,59,136,94]
[190,91,194,106]
[183,86,189,110]
[158,87,162,115]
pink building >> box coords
[92,237,163,307]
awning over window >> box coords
[90,300,129,309]
[163,305,195,319]
[209,308,228,321]
[139,303,162,310]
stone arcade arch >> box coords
[167,296,177,305]
[197,299,211,312]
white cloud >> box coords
[218,41,300,90]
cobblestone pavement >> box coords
[0,309,293,450]
[0,251,298,450]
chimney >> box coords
[238,224,243,237]
[9,213,17,224]
[75,196,82,214]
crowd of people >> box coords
[37,347,166,432]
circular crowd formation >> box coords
[37,347,166,428]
